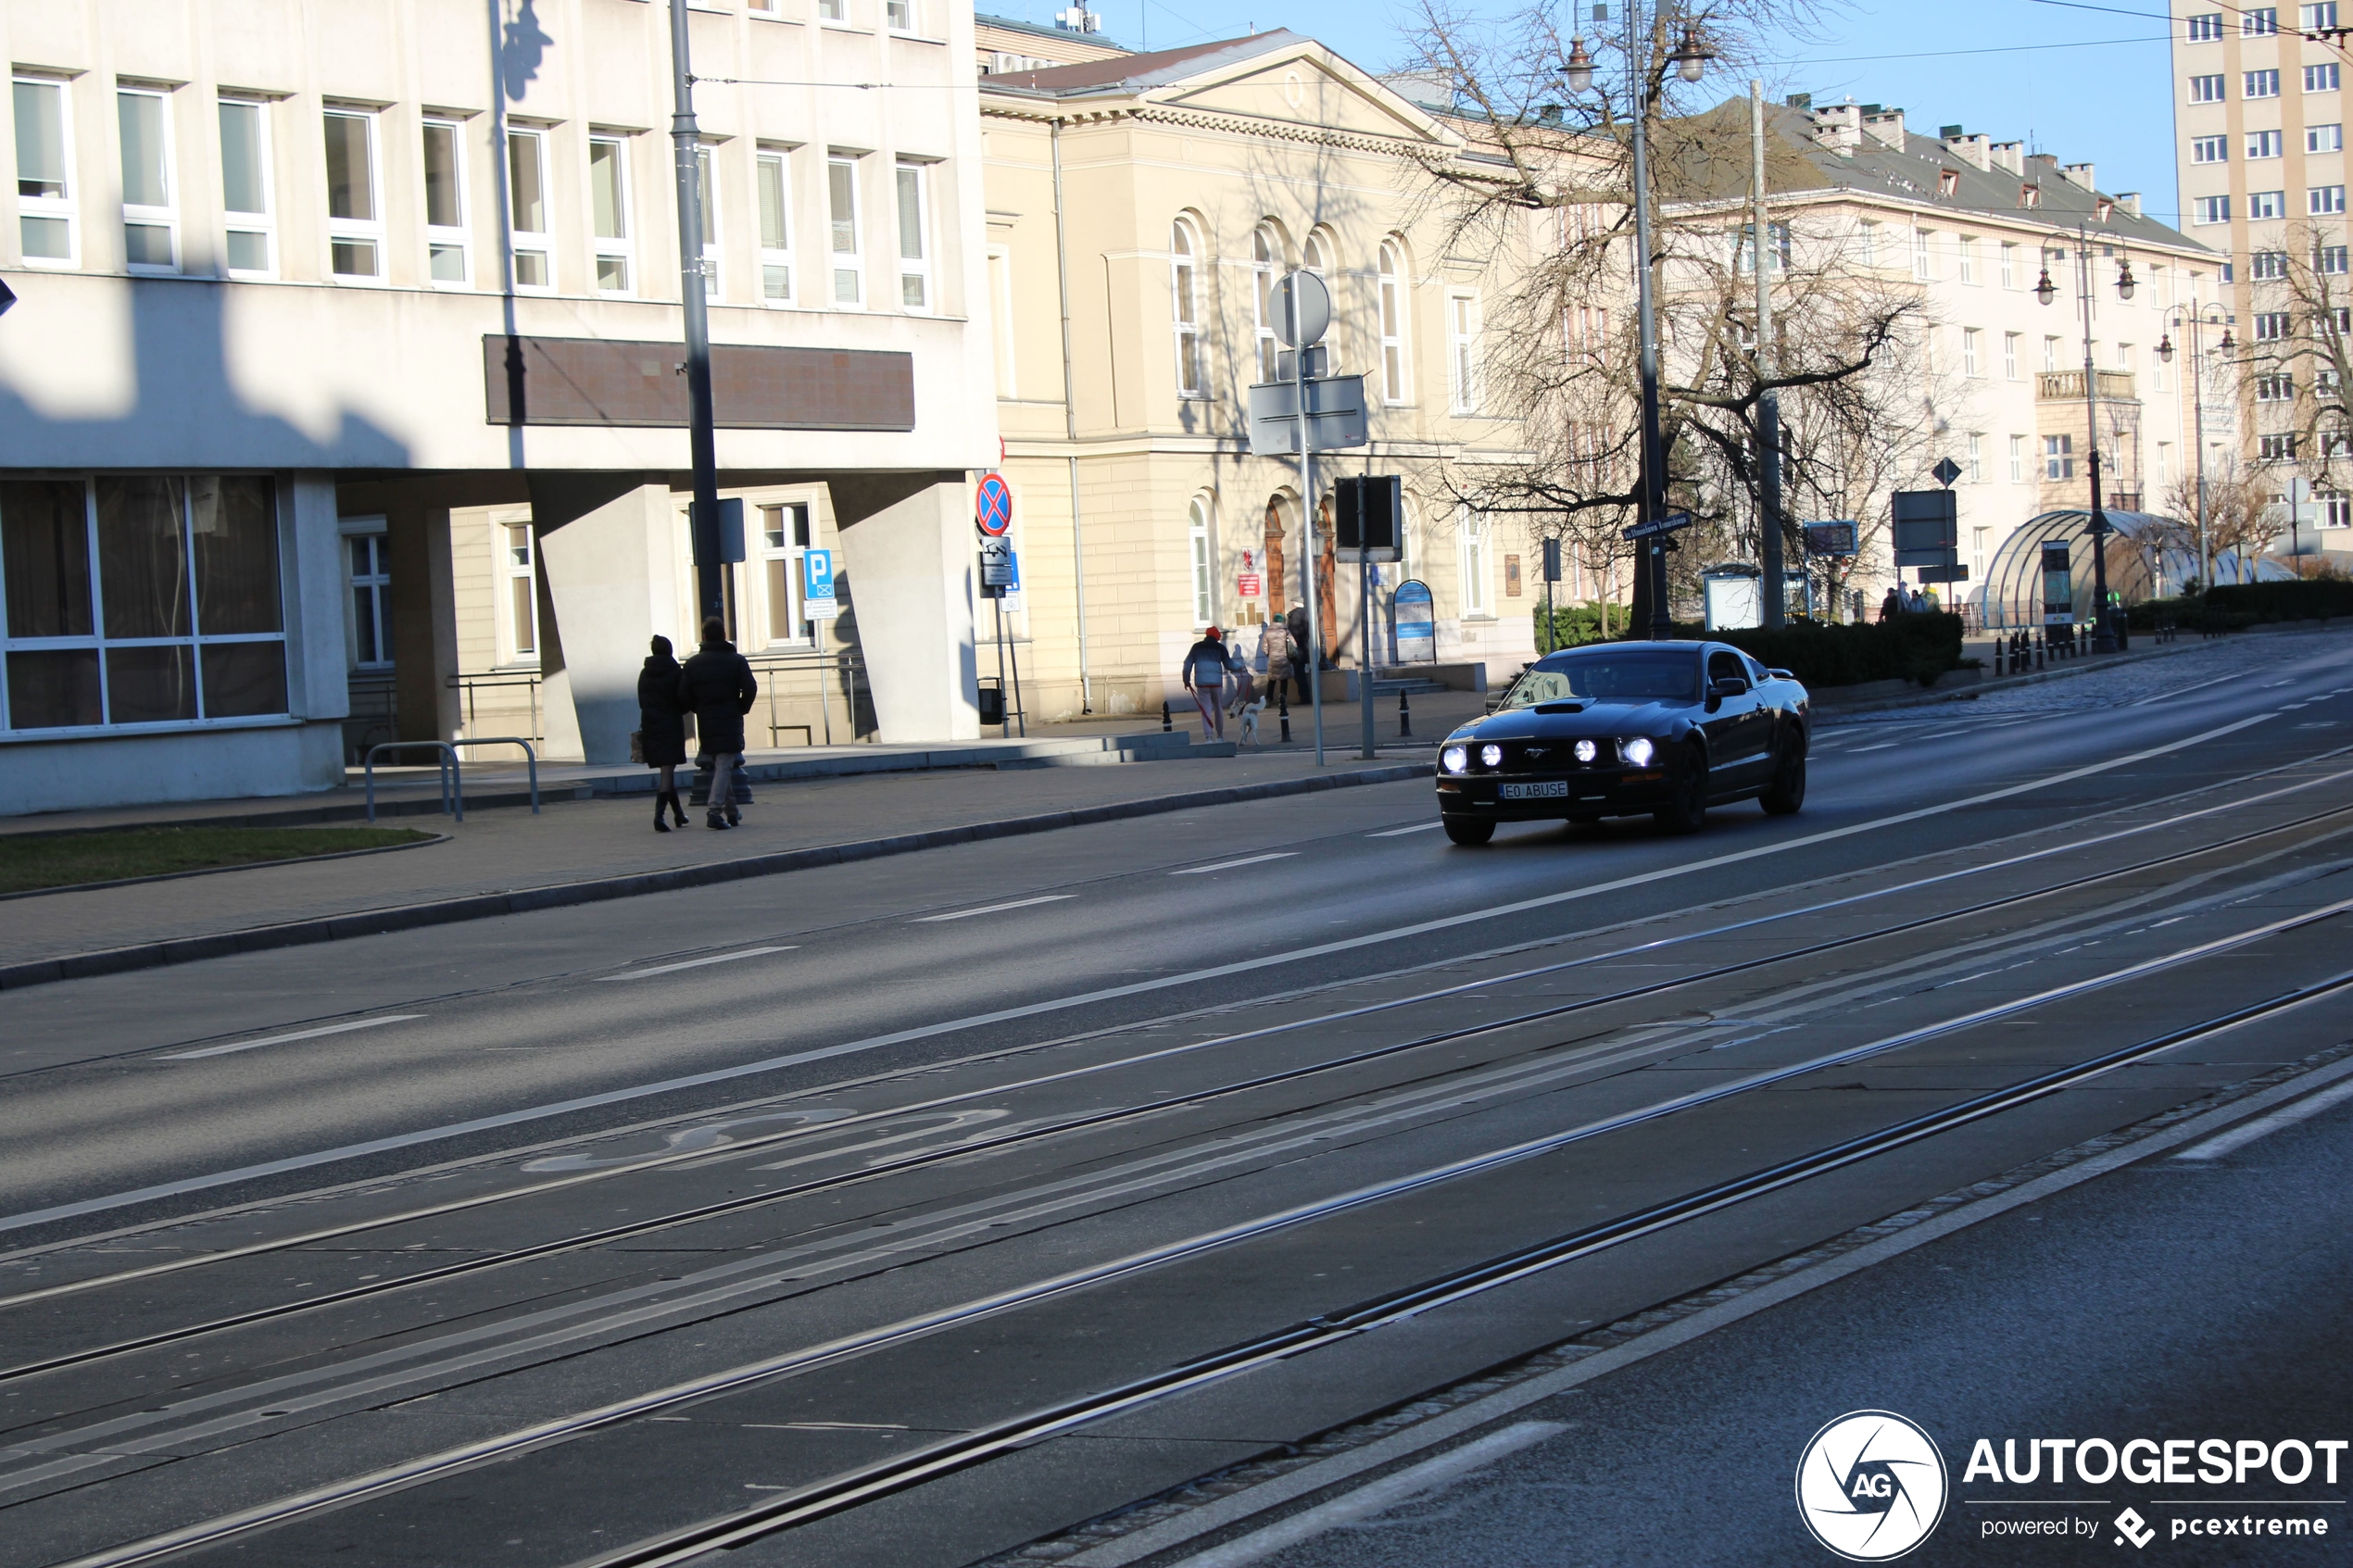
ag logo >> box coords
[1795,1410,1949,1561]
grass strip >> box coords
[0,826,434,896]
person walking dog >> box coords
[636,634,690,833]
[679,618,757,830]
[1180,626,1228,740]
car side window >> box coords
[1743,654,1768,684]
[1707,651,1744,686]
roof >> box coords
[984,31,1302,95]
[974,12,1131,53]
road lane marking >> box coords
[1170,853,1299,875]
[2172,1076,2353,1161]
[595,947,796,981]
[914,896,1076,922]
[157,1016,426,1061]
[1365,822,1445,837]
[1847,742,1898,753]
[2130,669,2254,707]
[3,707,2297,1236]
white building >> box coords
[1,0,998,814]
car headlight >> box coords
[1479,744,1504,769]
[1621,736,1655,767]
[1441,745,1467,774]
[1573,739,1597,763]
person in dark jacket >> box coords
[636,635,690,833]
[1284,603,1314,704]
[678,618,758,829]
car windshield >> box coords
[1500,651,1701,708]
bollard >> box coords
[1278,689,1292,744]
[1399,688,1413,738]
[1161,700,1172,733]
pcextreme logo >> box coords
[1796,1410,1951,1561]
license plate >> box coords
[1502,780,1569,800]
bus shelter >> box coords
[1975,510,2289,631]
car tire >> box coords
[1760,734,1806,816]
[1653,744,1708,834]
[1442,816,1496,846]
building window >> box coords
[828,152,862,307]
[1960,327,1980,377]
[2311,124,2346,153]
[2193,194,2231,225]
[2324,494,2353,528]
[2187,12,2224,39]
[348,531,392,670]
[1188,495,1213,628]
[1995,332,2017,380]
[2322,245,2351,274]
[2191,135,2228,165]
[1967,432,1983,482]
[2157,443,2171,485]
[2045,434,2074,480]
[2152,342,2170,390]
[1378,239,1408,404]
[2249,190,2286,220]
[2250,129,2284,159]
[1448,293,1483,414]
[2245,6,2280,32]
[218,98,273,278]
[1957,236,1977,284]
[1998,241,2017,288]
[1856,220,1878,267]
[2315,184,2348,215]
[2308,4,2341,28]
[695,144,720,300]
[1912,228,1933,280]
[1458,508,1491,616]
[506,127,551,289]
[0,476,288,733]
[1735,220,1791,274]
[2309,63,2341,93]
[14,76,76,266]
[589,134,632,293]
[2256,372,2296,400]
[759,502,812,646]
[2247,69,2282,98]
[2253,250,2290,279]
[819,0,844,17]
[895,160,930,311]
[2259,433,2298,460]
[422,118,468,284]
[1171,219,1203,395]
[2008,434,2026,482]
[117,87,178,272]
[501,521,537,661]
[757,148,793,304]
[2189,75,2226,103]
[887,0,915,30]
[2044,335,2061,371]
[323,108,382,278]
[1252,224,1281,383]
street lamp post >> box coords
[669,0,724,625]
[2156,305,2233,593]
[2033,224,2134,652]
[1564,5,1711,641]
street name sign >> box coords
[1622,511,1693,542]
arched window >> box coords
[1302,230,1339,370]
[1302,230,1330,275]
[1171,219,1202,395]
[1188,495,1214,627]
[1252,223,1282,383]
[1378,239,1408,403]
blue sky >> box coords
[988,1,2186,229]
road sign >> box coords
[1931,457,1963,488]
[1541,537,1563,583]
[1334,474,1402,561]
[1270,270,1332,347]
[1804,521,1858,558]
[0,278,15,319]
[975,473,1013,536]
[1891,490,1958,567]
[1392,579,1436,662]
[1247,374,1368,456]
[1915,564,1970,583]
[803,547,838,619]
[1622,511,1692,542]
[691,497,745,566]
[978,536,1016,596]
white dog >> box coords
[1235,694,1268,746]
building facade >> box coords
[2,0,998,814]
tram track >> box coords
[6,771,2353,1389]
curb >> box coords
[0,763,1429,993]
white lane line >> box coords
[157,1016,426,1061]
[1,706,2288,1236]
[1366,822,1446,837]
[1170,852,1300,875]
[914,896,1076,923]
[1164,1423,1567,1568]
[1847,742,1898,753]
[2173,1076,2353,1161]
[595,947,796,981]
[2130,669,2254,707]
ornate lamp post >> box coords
[2156,305,2234,592]
[2033,224,2138,651]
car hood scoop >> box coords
[1532,701,1587,714]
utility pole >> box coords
[1627,1,1670,640]
[669,0,723,625]
[1750,80,1785,627]
[1290,285,1325,766]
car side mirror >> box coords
[1709,676,1750,699]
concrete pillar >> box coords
[832,473,980,741]
[528,473,681,763]
[386,496,460,742]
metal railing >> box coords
[447,671,543,742]
[452,736,538,815]
[363,735,538,823]
[742,650,872,747]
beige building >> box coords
[976,25,1541,720]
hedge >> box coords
[2204,579,2353,621]
[1702,613,1966,689]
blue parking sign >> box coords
[804,548,838,620]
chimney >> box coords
[1943,132,1993,172]
[1989,140,2025,176]
[2113,191,2142,217]
[1810,101,1863,153]
[2060,161,2096,189]
[1861,107,1906,149]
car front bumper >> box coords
[1434,768,1672,821]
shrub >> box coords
[1704,613,1965,689]
[2205,579,2353,621]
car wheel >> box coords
[1760,734,1806,816]
[1652,744,1708,834]
[1442,816,1496,846]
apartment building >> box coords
[1,0,996,814]
[2172,0,2353,559]
[976,28,1539,719]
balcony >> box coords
[2037,370,2138,402]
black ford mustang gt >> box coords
[1433,640,1810,845]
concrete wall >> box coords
[530,476,682,764]
[833,476,981,741]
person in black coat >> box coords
[678,618,758,829]
[636,635,690,833]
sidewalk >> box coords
[0,749,1431,987]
